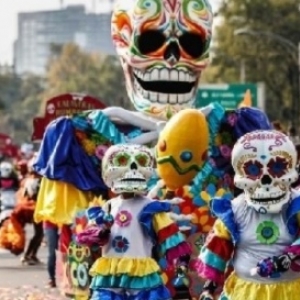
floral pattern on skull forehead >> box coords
[232,130,298,214]
[102,144,155,194]
[112,0,213,120]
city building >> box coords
[14,5,115,75]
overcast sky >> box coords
[0,0,220,64]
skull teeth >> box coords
[133,83,195,104]
[133,67,196,104]
[134,68,196,82]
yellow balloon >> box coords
[156,109,209,190]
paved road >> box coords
[0,226,68,300]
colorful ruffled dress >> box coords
[77,195,191,300]
[196,191,300,300]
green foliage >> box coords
[41,43,130,113]
[202,0,300,123]
[0,73,44,142]
[0,43,131,144]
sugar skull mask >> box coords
[102,144,155,194]
[112,0,213,120]
[232,130,298,214]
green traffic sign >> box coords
[195,83,258,109]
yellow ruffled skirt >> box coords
[221,272,300,300]
[89,257,164,289]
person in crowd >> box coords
[272,120,286,134]
[20,162,43,265]
[16,160,28,181]
[0,161,20,191]
[288,126,300,145]
[44,220,59,288]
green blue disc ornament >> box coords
[256,221,280,245]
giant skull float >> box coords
[232,130,298,214]
[112,0,213,120]
[102,144,155,194]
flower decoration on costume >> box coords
[191,207,215,233]
[200,183,232,204]
[227,112,238,126]
[71,210,88,236]
[95,145,109,159]
[81,139,97,155]
[219,144,232,159]
[112,236,130,253]
[256,221,280,245]
[115,210,132,227]
[75,129,88,141]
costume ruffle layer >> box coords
[221,272,300,300]
[90,285,171,300]
[90,257,164,289]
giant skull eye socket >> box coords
[243,160,263,180]
[137,30,166,54]
[267,157,288,178]
[179,32,206,58]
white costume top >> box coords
[232,193,300,283]
[102,195,153,258]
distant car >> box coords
[0,190,17,226]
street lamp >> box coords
[234,28,300,127]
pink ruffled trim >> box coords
[285,244,300,255]
[285,244,300,272]
[76,225,109,247]
[166,242,192,264]
[193,259,225,285]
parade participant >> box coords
[0,158,43,260]
[197,130,300,300]
[0,161,19,191]
[19,159,43,265]
[16,160,28,181]
[44,220,59,287]
[76,144,191,300]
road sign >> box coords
[195,83,259,109]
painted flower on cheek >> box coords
[95,145,109,159]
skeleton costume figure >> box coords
[76,144,191,300]
[197,130,300,300]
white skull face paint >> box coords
[232,130,298,214]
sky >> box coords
[0,0,220,64]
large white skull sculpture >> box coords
[232,130,298,214]
[111,0,213,120]
[102,144,155,194]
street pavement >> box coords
[0,226,68,300]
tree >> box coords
[0,74,45,142]
[41,43,130,113]
[201,0,300,123]
[0,72,22,109]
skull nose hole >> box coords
[164,42,180,62]
[261,175,272,185]
[130,162,138,170]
